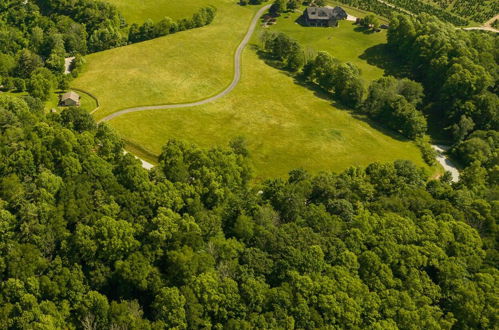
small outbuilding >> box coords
[302,6,347,27]
[60,91,80,107]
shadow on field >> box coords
[359,44,412,78]
[354,26,376,34]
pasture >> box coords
[109,49,429,179]
[75,0,431,178]
[104,0,206,23]
[72,0,258,120]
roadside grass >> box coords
[109,49,430,180]
[104,0,207,23]
[267,6,387,82]
[72,0,259,120]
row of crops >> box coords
[449,0,498,24]
[386,0,468,25]
[336,0,468,25]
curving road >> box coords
[98,4,271,123]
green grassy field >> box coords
[109,49,429,179]
[72,0,258,120]
[268,7,387,82]
[104,0,206,23]
[74,1,431,178]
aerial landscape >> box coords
[0,0,497,328]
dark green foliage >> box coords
[359,14,380,29]
[260,32,428,139]
[0,94,497,328]
[128,7,216,43]
[262,31,305,71]
[363,76,427,139]
[387,14,498,143]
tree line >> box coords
[261,31,428,142]
[387,14,498,167]
[0,93,496,328]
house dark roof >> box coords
[305,6,347,21]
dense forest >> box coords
[0,91,497,327]
[0,0,216,100]
[387,14,498,160]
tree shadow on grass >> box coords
[359,44,413,79]
[353,26,377,34]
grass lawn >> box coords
[109,49,430,180]
[72,0,259,120]
[267,6,387,82]
[104,0,207,23]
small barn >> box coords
[60,91,80,107]
[302,6,347,27]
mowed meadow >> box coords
[75,0,431,178]
[110,50,428,179]
[72,0,259,119]
[104,0,208,23]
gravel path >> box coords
[463,14,499,33]
[64,57,75,75]
[432,144,460,182]
[98,4,272,123]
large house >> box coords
[59,91,80,107]
[302,6,347,27]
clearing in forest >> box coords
[75,0,430,178]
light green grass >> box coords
[104,0,206,23]
[109,49,429,180]
[72,0,258,120]
[268,7,387,82]
[76,1,430,179]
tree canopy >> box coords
[0,94,497,328]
